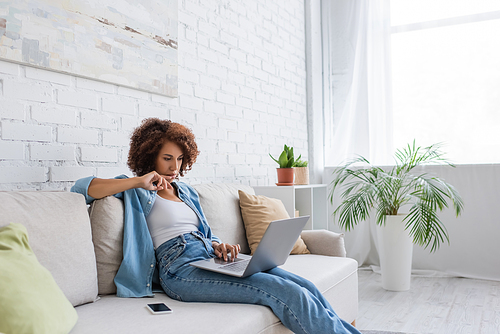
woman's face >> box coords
[154,141,184,182]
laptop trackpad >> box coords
[213,257,247,265]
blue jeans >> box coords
[156,231,361,334]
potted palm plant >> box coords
[329,142,464,291]
[270,145,298,185]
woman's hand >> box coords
[138,171,172,191]
[212,241,241,261]
[87,171,175,199]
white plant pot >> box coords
[375,214,413,291]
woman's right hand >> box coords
[138,171,171,191]
[87,171,174,199]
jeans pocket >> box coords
[190,232,213,255]
[159,243,185,275]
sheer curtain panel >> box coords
[322,0,393,166]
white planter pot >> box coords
[375,214,413,291]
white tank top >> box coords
[146,195,200,249]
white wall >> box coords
[0,0,308,191]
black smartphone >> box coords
[146,303,173,315]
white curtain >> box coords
[322,0,393,166]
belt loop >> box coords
[180,233,186,244]
[190,230,202,238]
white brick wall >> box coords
[57,128,99,145]
[30,144,74,161]
[1,122,52,142]
[0,141,24,160]
[0,167,46,183]
[81,147,119,163]
[0,0,307,190]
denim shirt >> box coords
[71,175,221,298]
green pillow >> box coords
[0,223,78,334]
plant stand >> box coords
[375,215,413,291]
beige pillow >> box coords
[238,190,309,255]
[88,196,124,295]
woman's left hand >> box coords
[212,241,241,261]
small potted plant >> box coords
[270,145,297,185]
[329,141,463,291]
[293,158,309,185]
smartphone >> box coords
[146,303,173,315]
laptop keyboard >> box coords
[218,260,249,272]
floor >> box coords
[356,269,500,334]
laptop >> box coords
[190,216,310,277]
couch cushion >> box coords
[0,192,98,307]
[71,255,358,333]
[192,183,254,254]
[88,196,124,295]
[0,223,78,334]
[72,293,281,334]
[238,190,309,255]
[280,255,359,324]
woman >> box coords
[71,118,360,334]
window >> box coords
[391,1,500,164]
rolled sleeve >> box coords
[211,235,222,244]
[70,176,97,205]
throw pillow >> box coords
[88,196,125,295]
[238,190,310,255]
[0,223,78,334]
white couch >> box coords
[0,183,358,333]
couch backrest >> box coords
[0,192,98,307]
[192,183,254,254]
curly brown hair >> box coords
[127,118,199,177]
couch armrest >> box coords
[300,230,346,257]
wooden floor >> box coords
[357,269,500,334]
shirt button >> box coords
[148,201,151,204]
[147,283,150,287]
[150,264,154,268]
